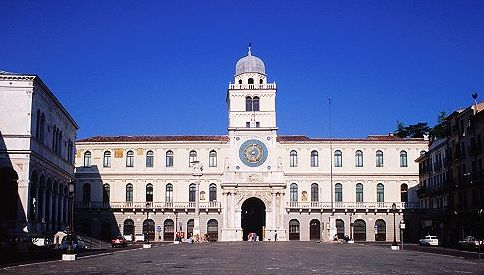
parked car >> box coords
[419,235,439,246]
[134,234,145,242]
[59,235,87,251]
[111,236,128,248]
[458,236,483,250]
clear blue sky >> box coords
[2,1,483,139]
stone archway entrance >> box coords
[241,197,265,241]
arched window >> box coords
[126,184,133,202]
[377,183,384,202]
[290,150,298,167]
[126,150,134,167]
[209,184,217,201]
[335,183,343,202]
[354,219,366,241]
[35,109,41,139]
[163,219,174,241]
[311,183,319,202]
[209,150,217,167]
[401,184,408,202]
[103,151,111,168]
[248,78,254,84]
[123,219,134,236]
[187,219,194,238]
[40,113,45,142]
[290,183,298,202]
[400,150,408,167]
[189,183,196,202]
[356,183,363,203]
[146,150,154,167]
[143,219,155,241]
[289,219,300,240]
[52,125,56,151]
[334,150,342,167]
[355,150,363,167]
[238,79,242,84]
[84,151,92,167]
[146,183,153,202]
[166,150,174,167]
[165,184,173,202]
[103,184,110,203]
[310,150,319,167]
[207,219,219,241]
[189,150,197,166]
[82,183,91,203]
[336,219,345,239]
[259,78,263,84]
[245,96,253,111]
[253,96,260,111]
[375,219,386,241]
[376,150,384,167]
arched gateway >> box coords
[241,197,265,241]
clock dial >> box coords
[239,139,268,167]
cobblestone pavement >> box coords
[2,242,484,274]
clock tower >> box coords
[221,46,286,241]
[225,46,278,172]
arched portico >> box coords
[241,197,266,241]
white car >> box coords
[419,235,439,246]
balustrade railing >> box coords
[228,83,277,90]
[77,201,221,209]
[285,201,419,210]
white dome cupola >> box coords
[235,46,266,76]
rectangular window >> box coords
[246,122,250,128]
[256,122,260,128]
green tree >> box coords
[394,121,430,138]
[429,111,448,140]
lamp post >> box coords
[348,211,354,243]
[391,203,399,250]
[62,181,76,261]
[192,160,203,240]
[145,202,150,245]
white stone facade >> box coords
[74,51,428,242]
[0,72,78,238]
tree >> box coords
[429,111,448,140]
[394,121,430,138]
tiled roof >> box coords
[77,135,230,143]
[276,135,425,142]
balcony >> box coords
[76,201,222,211]
[228,83,277,90]
[285,201,418,210]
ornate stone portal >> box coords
[220,184,286,241]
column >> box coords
[223,192,228,228]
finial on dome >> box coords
[248,42,252,56]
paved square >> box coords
[3,242,484,274]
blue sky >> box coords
[1,1,483,139]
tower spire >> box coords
[248,42,252,56]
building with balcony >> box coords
[416,138,449,242]
[446,102,484,244]
[75,48,427,242]
[0,71,78,241]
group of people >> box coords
[185,233,211,243]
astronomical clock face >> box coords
[239,139,268,167]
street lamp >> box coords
[349,211,354,243]
[62,181,76,261]
[391,203,399,250]
[145,202,150,245]
[191,160,203,240]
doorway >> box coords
[241,197,265,241]
[309,219,321,240]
